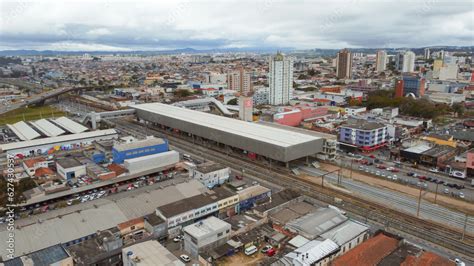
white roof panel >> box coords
[7,121,41,140]
[0,129,117,152]
[53,116,88,134]
[133,103,320,148]
[31,119,66,137]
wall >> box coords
[112,141,169,164]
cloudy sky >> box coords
[0,0,472,51]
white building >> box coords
[204,72,227,84]
[438,64,458,80]
[396,51,415,73]
[320,220,369,257]
[375,50,387,72]
[269,52,294,105]
[239,96,253,122]
[122,240,184,266]
[344,106,367,116]
[281,239,340,266]
[183,216,231,258]
[424,48,430,59]
[189,161,230,189]
[23,158,49,177]
[253,86,270,105]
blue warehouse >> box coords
[112,137,169,163]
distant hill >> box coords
[0,46,471,57]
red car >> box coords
[369,155,376,159]
[376,164,386,169]
[390,168,400,173]
[266,248,276,257]
[418,175,427,180]
[235,175,243,180]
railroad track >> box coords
[114,119,474,260]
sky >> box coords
[0,0,473,51]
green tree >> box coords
[227,98,238,105]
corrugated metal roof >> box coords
[285,207,348,239]
[31,119,65,137]
[113,137,165,152]
[0,129,117,152]
[7,121,41,141]
[285,239,339,265]
[133,103,321,148]
[320,220,369,246]
[53,116,88,134]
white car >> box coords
[387,175,392,180]
[173,235,184,242]
[180,255,191,262]
[459,192,465,199]
[81,195,90,202]
[97,191,106,198]
[429,168,439,173]
[392,175,398,181]
[66,199,73,206]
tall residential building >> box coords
[375,50,387,72]
[268,52,294,105]
[336,48,353,79]
[424,48,431,59]
[396,51,415,73]
[227,68,252,94]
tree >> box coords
[174,89,192,98]
[227,98,238,105]
[452,103,465,116]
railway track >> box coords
[113,119,474,260]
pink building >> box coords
[273,106,328,126]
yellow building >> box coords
[433,59,444,72]
[422,134,456,148]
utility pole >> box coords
[350,158,354,179]
[434,183,439,204]
[416,185,423,217]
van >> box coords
[244,245,258,256]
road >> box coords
[300,166,474,234]
[338,156,473,202]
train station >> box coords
[132,103,327,165]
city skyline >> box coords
[0,0,473,51]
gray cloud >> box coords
[0,0,472,51]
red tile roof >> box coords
[34,167,54,177]
[401,251,454,266]
[23,158,45,168]
[107,163,126,176]
[331,233,399,266]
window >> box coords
[217,232,223,237]
[130,226,135,230]
[349,242,352,249]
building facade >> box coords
[269,52,294,105]
[183,216,231,258]
[339,120,389,151]
[336,49,353,79]
[227,68,252,94]
[189,162,230,189]
[375,50,387,72]
[396,51,415,73]
[112,137,169,164]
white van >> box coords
[244,245,258,256]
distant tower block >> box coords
[239,96,253,122]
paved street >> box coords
[300,166,474,234]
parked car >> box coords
[459,192,465,199]
[261,245,272,253]
[173,235,184,242]
[244,245,258,256]
[429,168,439,173]
[66,200,73,206]
[180,254,191,263]
[444,188,449,194]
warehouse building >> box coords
[124,150,180,174]
[56,158,86,180]
[132,103,325,165]
[189,161,230,189]
[0,129,118,157]
[112,137,169,163]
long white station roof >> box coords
[7,121,41,141]
[31,119,66,137]
[53,116,88,134]
[0,129,117,152]
[133,103,320,148]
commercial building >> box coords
[122,240,184,266]
[336,49,353,79]
[227,68,252,94]
[339,120,389,152]
[189,161,230,189]
[183,216,232,258]
[112,137,169,163]
[56,158,86,180]
[375,50,387,72]
[237,185,272,212]
[344,106,366,116]
[133,103,325,164]
[279,239,340,266]
[396,51,415,73]
[395,75,426,98]
[320,220,369,256]
[124,150,179,174]
[269,52,294,105]
[0,129,118,157]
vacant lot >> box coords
[0,105,65,125]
